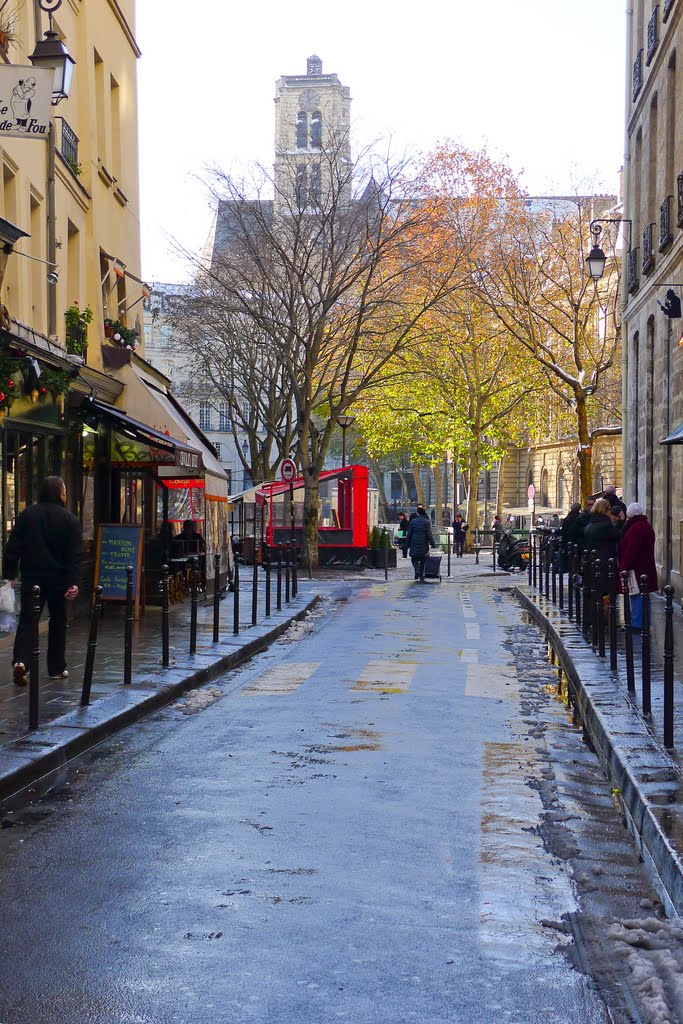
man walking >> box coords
[406,505,435,582]
[3,476,82,685]
[452,512,468,558]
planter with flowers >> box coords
[104,318,139,351]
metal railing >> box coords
[646,6,659,65]
[659,195,673,251]
[642,223,655,275]
[528,531,678,749]
[632,49,643,101]
[60,118,79,170]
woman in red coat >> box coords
[618,502,658,628]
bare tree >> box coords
[181,133,474,567]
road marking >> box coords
[465,663,518,699]
[241,662,321,696]
[465,622,481,640]
[352,659,417,693]
[457,648,479,662]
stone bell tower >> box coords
[274,55,352,210]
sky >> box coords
[136,0,626,284]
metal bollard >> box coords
[582,551,591,639]
[190,557,199,654]
[551,538,557,605]
[620,570,636,693]
[382,529,389,582]
[640,575,651,715]
[29,584,41,730]
[492,538,497,571]
[81,585,104,706]
[567,545,573,619]
[531,533,537,589]
[233,556,240,635]
[161,564,170,668]
[664,585,675,748]
[528,531,532,587]
[544,539,551,600]
[608,558,617,671]
[276,544,283,612]
[265,550,272,617]
[447,531,451,577]
[213,554,221,643]
[291,542,298,598]
[124,565,134,684]
[251,548,258,626]
[558,543,564,610]
[538,535,544,594]
[284,543,291,604]
[574,573,581,629]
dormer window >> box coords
[296,111,308,149]
[310,111,322,149]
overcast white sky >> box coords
[136,0,626,284]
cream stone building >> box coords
[622,0,683,591]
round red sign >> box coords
[527,484,535,500]
[281,458,297,483]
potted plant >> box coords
[65,303,93,357]
[104,317,139,350]
[0,2,20,54]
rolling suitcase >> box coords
[424,553,442,581]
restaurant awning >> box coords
[661,423,683,445]
[83,397,203,472]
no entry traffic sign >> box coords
[281,458,297,483]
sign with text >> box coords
[0,66,53,140]
[94,524,143,618]
[281,458,297,483]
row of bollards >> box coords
[529,529,677,749]
[27,541,304,732]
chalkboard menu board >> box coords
[94,524,143,617]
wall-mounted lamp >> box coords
[586,218,633,280]
[13,249,59,282]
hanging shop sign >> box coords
[0,66,53,140]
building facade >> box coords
[622,0,683,592]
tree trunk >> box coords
[465,443,479,553]
[434,466,443,529]
[576,394,593,505]
[412,464,425,506]
[398,470,410,508]
[495,455,505,517]
[302,471,320,570]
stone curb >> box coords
[0,594,321,804]
[514,585,683,916]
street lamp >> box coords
[336,414,355,467]
[585,218,632,280]
[29,29,75,104]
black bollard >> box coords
[592,556,601,654]
[608,558,617,671]
[447,531,452,578]
[276,544,283,612]
[538,535,544,594]
[664,585,675,748]
[124,565,134,684]
[284,543,291,604]
[582,551,591,639]
[551,538,557,605]
[598,559,606,658]
[640,574,651,715]
[190,557,199,654]
[81,585,104,706]
[29,584,41,730]
[621,570,636,693]
[574,573,581,629]
[527,531,532,587]
[531,533,537,589]
[558,542,564,610]
[161,564,170,668]
[492,538,496,571]
[213,554,221,643]
[544,538,551,600]
[265,550,272,617]
[251,547,258,626]
[233,556,240,635]
[382,528,389,582]
[291,542,298,598]
[567,544,574,620]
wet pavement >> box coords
[0,557,663,1023]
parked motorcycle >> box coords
[496,531,530,572]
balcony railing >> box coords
[646,6,659,65]
[663,0,675,21]
[60,118,79,172]
[659,195,673,251]
[633,49,643,101]
[65,320,87,358]
[642,224,655,274]
[628,248,639,294]
[678,171,683,227]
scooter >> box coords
[496,531,530,572]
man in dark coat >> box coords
[3,476,82,685]
[603,485,627,519]
[406,505,435,581]
[583,498,619,596]
[452,513,468,557]
[560,501,582,568]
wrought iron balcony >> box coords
[59,118,79,174]
[633,49,643,101]
[678,171,683,227]
[646,6,659,65]
[642,224,655,274]
[628,248,639,294]
[659,195,673,251]
[65,320,86,358]
[663,0,675,21]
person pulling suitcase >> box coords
[406,506,435,582]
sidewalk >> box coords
[0,576,320,801]
[516,574,683,916]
